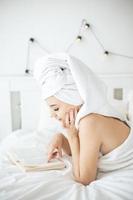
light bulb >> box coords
[25,69,30,74]
[104,51,109,56]
[84,23,90,29]
[29,38,35,42]
[100,51,109,61]
[76,35,82,42]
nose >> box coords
[50,112,56,118]
[50,111,57,118]
[50,112,61,121]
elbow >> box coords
[74,176,94,186]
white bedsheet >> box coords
[0,129,133,200]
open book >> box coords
[7,147,66,172]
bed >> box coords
[0,74,133,200]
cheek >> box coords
[58,110,64,118]
[58,109,66,120]
[50,110,56,118]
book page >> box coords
[7,147,65,171]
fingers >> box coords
[74,108,78,119]
[48,150,57,161]
[47,134,63,161]
[47,144,55,157]
[47,148,62,162]
[58,147,62,158]
[69,109,75,126]
[47,144,57,160]
[65,112,70,128]
[65,108,76,128]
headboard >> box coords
[0,74,133,141]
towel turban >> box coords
[33,53,83,105]
[34,53,127,129]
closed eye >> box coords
[54,108,59,111]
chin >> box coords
[60,119,65,127]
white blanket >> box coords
[0,128,133,200]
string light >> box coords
[66,19,133,60]
[26,19,133,74]
[104,51,109,56]
[76,35,82,41]
[65,19,85,52]
[29,38,35,42]
[84,23,90,29]
[109,51,133,59]
[25,38,34,74]
[100,50,110,61]
[25,37,50,74]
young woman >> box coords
[34,53,132,190]
[46,96,130,185]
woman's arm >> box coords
[47,133,71,161]
[62,134,72,156]
[66,113,102,185]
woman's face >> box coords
[46,96,81,124]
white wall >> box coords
[0,76,41,140]
[0,0,133,75]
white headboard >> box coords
[0,74,133,141]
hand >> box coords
[47,133,63,161]
[63,108,78,137]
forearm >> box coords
[67,134,80,178]
[62,135,72,156]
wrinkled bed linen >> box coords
[0,129,133,200]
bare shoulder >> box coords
[79,113,105,130]
[78,113,130,155]
[78,113,103,143]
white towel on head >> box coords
[33,54,67,99]
[55,87,83,106]
[34,53,127,129]
[67,55,127,128]
[33,53,83,105]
